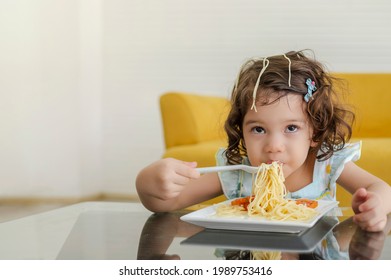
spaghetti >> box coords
[216,162,318,221]
[251,250,282,260]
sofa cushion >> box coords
[354,138,391,185]
[163,139,227,167]
[335,74,391,138]
[160,92,229,148]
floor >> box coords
[0,203,68,223]
[0,197,138,223]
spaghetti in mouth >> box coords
[216,162,318,221]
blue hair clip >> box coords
[304,78,317,102]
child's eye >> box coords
[286,125,298,133]
[252,126,265,134]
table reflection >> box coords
[137,211,391,260]
[137,211,203,260]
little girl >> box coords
[136,50,391,232]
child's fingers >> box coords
[357,192,382,213]
[353,210,373,225]
[365,219,387,232]
[352,188,368,213]
[357,197,374,213]
[353,188,368,202]
[171,173,194,185]
[355,216,387,232]
[175,161,200,180]
[353,206,386,232]
[182,161,198,168]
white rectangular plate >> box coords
[181,199,339,233]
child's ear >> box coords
[309,136,318,148]
[241,139,246,148]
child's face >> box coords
[242,93,315,179]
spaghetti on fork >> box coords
[216,162,317,221]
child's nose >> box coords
[264,135,285,153]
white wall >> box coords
[1,0,391,199]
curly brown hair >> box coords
[224,50,355,164]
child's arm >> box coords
[337,161,391,232]
[135,158,223,212]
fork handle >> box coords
[196,165,243,174]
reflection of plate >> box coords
[181,216,338,252]
[180,199,339,233]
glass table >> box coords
[0,201,390,260]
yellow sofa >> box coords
[159,74,391,206]
[160,93,229,167]
[332,73,391,205]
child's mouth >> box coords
[266,160,283,165]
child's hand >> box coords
[351,188,387,232]
[136,158,200,202]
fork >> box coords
[196,165,260,174]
